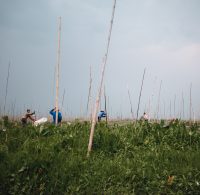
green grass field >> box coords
[0,120,200,194]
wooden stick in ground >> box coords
[136,68,146,121]
[55,17,61,125]
[3,61,11,116]
[173,94,176,118]
[156,80,162,120]
[11,99,16,121]
[1,61,10,131]
[86,65,92,118]
[182,91,185,120]
[150,76,157,121]
[107,95,110,121]
[104,85,108,124]
[189,83,192,122]
[127,85,134,121]
[87,0,117,157]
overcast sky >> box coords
[0,0,200,119]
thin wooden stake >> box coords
[182,91,185,120]
[127,86,134,120]
[86,66,92,118]
[136,68,146,121]
[107,96,110,121]
[3,61,11,116]
[52,63,56,106]
[189,83,192,122]
[11,99,16,121]
[87,0,117,157]
[150,76,157,120]
[174,95,176,118]
[156,80,162,120]
[55,17,61,125]
[104,85,108,124]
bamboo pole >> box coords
[104,86,108,124]
[52,63,56,106]
[86,66,92,118]
[11,99,16,121]
[182,91,185,120]
[189,83,192,122]
[1,61,10,131]
[156,80,162,120]
[87,0,117,157]
[136,68,146,121]
[107,95,110,121]
[127,86,134,120]
[3,61,11,116]
[174,95,176,118]
[150,76,157,121]
[55,17,61,125]
[169,100,172,119]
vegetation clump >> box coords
[0,120,200,194]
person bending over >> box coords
[98,110,107,122]
[21,109,35,125]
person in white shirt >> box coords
[140,112,149,121]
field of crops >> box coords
[0,119,200,194]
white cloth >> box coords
[34,117,48,127]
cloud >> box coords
[0,0,200,118]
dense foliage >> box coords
[0,119,200,194]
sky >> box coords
[0,0,200,120]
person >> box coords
[140,112,149,121]
[98,110,107,122]
[21,109,36,125]
[49,107,62,124]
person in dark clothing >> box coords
[49,107,62,124]
[98,110,107,122]
[21,109,36,125]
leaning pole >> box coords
[136,68,146,121]
[87,0,117,157]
